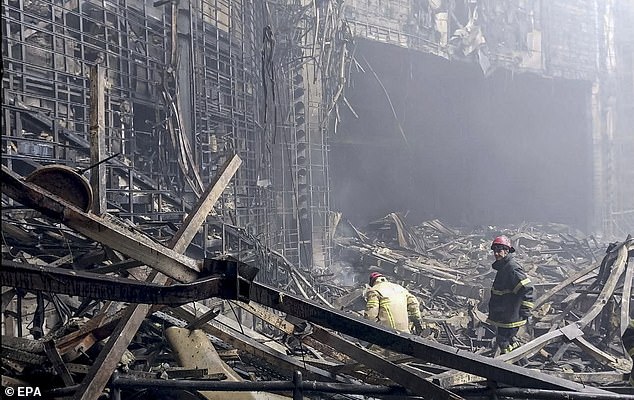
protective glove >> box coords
[412,318,424,335]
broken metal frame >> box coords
[1,156,244,399]
[70,155,243,400]
[1,165,201,282]
[168,304,346,383]
[247,282,609,394]
[0,163,616,397]
[231,300,461,399]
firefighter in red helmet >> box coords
[365,272,424,334]
[487,235,534,354]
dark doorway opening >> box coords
[331,39,593,231]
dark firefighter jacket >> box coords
[623,319,634,385]
[623,319,634,358]
[487,254,534,328]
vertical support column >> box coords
[590,82,605,235]
[89,64,107,215]
[298,4,329,270]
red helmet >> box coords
[491,235,515,253]
[369,272,384,286]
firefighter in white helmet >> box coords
[364,272,424,334]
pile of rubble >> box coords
[325,213,632,382]
[2,162,633,399]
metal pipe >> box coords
[293,371,303,400]
[77,152,120,174]
[493,387,633,400]
[110,375,409,396]
[453,386,632,400]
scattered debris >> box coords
[2,164,633,399]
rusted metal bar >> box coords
[71,155,242,400]
[248,281,609,393]
[73,303,152,400]
[55,310,125,356]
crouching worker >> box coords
[364,272,424,335]
[623,319,634,386]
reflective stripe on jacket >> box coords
[364,277,421,333]
[487,255,534,328]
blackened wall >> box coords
[331,39,593,230]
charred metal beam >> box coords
[487,387,633,400]
[430,324,587,387]
[1,259,253,305]
[620,253,633,335]
[248,281,609,394]
[43,339,74,386]
[533,262,600,309]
